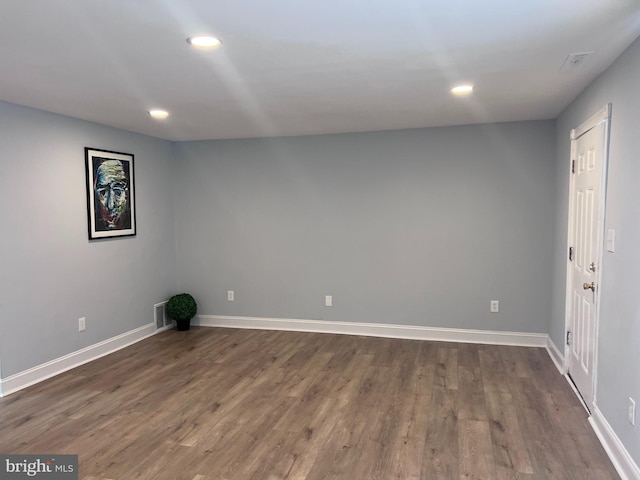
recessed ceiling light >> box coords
[149,109,169,119]
[187,35,222,48]
[451,84,474,95]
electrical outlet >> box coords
[78,317,86,331]
[325,295,333,307]
[490,300,499,313]
[227,290,234,301]
[629,398,636,426]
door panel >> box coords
[568,124,602,408]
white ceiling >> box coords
[1,0,639,141]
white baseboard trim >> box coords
[0,323,156,397]
[546,337,565,374]
[197,315,548,347]
[590,403,640,480]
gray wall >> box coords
[551,37,640,464]
[0,101,178,378]
[174,121,556,333]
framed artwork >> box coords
[85,147,136,239]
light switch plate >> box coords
[607,229,615,252]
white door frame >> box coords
[563,104,611,410]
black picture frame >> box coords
[85,147,136,240]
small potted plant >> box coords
[166,293,198,331]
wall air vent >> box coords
[154,301,173,331]
[561,52,593,73]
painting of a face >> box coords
[86,148,135,239]
[94,159,130,230]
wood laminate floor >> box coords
[0,327,619,480]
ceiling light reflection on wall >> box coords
[187,35,222,48]
[451,84,474,95]
[149,109,169,119]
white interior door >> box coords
[566,106,610,410]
